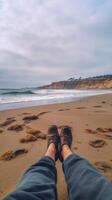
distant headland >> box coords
[38,75,112,89]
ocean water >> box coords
[0,88,112,111]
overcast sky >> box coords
[0,0,112,88]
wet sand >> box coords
[0,93,112,199]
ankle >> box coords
[45,143,56,161]
[61,145,73,160]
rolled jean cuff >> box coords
[41,156,56,166]
[23,155,55,177]
[62,154,83,170]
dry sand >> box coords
[0,93,112,199]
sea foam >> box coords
[0,88,112,111]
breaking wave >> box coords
[0,88,112,111]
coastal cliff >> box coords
[38,75,112,89]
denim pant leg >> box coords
[63,154,112,200]
[4,156,57,200]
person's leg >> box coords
[4,144,57,200]
[62,145,112,200]
[4,124,60,200]
[59,126,112,200]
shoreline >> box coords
[0,93,112,199]
[0,89,112,112]
[0,92,112,113]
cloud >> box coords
[0,0,112,87]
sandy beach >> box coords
[0,93,112,199]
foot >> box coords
[47,125,59,161]
[45,143,56,161]
[59,126,73,161]
[61,145,73,161]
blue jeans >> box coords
[4,154,112,200]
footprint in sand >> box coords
[20,128,46,143]
[96,128,112,140]
[89,139,107,148]
[96,128,112,133]
[23,115,39,123]
[0,118,16,127]
[0,129,3,134]
[76,107,86,109]
[21,112,31,115]
[20,135,37,143]
[6,117,15,120]
[85,128,112,140]
[58,109,64,111]
[7,124,24,132]
[58,108,70,111]
[20,133,46,143]
[26,127,41,134]
[85,129,97,134]
[101,101,106,104]
[37,111,49,117]
[27,128,46,139]
[94,162,112,173]
[0,148,28,161]
[93,105,102,108]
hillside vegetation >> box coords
[38,75,112,89]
